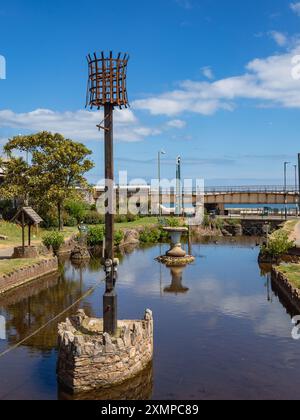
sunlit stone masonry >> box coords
[57,309,154,393]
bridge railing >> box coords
[203,185,298,194]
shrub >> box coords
[65,200,88,223]
[42,231,65,254]
[140,227,162,243]
[261,230,295,259]
[83,211,104,225]
[114,230,124,246]
[115,215,127,224]
[214,217,225,230]
[126,213,139,222]
[87,226,104,246]
[164,217,181,227]
[64,216,78,227]
[202,214,211,228]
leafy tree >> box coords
[1,132,94,230]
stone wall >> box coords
[271,267,300,314]
[59,362,153,400]
[0,257,58,295]
[57,309,154,394]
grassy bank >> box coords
[276,264,300,289]
[115,217,159,230]
[0,221,79,249]
[0,217,160,249]
[0,257,46,276]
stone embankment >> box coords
[0,257,58,295]
[271,267,300,314]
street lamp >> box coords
[294,165,299,217]
[284,161,291,220]
[158,150,166,216]
[176,156,182,216]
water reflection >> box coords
[0,262,94,353]
[164,266,189,295]
[59,363,153,401]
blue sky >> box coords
[1,0,300,185]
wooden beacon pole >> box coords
[103,103,117,335]
[86,52,129,336]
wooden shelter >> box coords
[11,207,43,254]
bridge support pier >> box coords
[217,204,226,216]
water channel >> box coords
[0,238,300,400]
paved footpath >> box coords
[293,222,300,248]
[0,247,13,258]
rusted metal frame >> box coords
[94,53,99,107]
[109,51,113,104]
[121,54,126,106]
[102,52,107,107]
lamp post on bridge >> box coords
[175,156,182,216]
[284,161,291,221]
[294,164,299,217]
[158,150,166,217]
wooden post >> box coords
[28,223,31,246]
[22,211,25,256]
[103,103,117,336]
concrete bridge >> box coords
[200,185,298,214]
[92,185,299,215]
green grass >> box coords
[277,264,300,289]
[115,217,159,229]
[0,217,160,249]
[0,221,78,248]
[269,219,298,241]
[0,257,45,276]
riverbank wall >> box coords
[0,257,58,295]
[271,267,300,314]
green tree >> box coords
[1,132,94,230]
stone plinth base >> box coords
[70,245,90,262]
[59,363,153,400]
[57,309,154,394]
[156,255,195,266]
[12,246,39,259]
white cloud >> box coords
[268,31,288,46]
[133,41,300,116]
[0,108,160,143]
[201,66,215,80]
[166,119,187,129]
[290,2,300,16]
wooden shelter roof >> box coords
[12,207,43,225]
